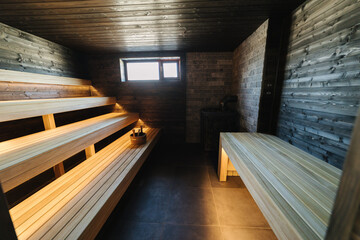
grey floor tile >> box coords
[97,221,164,240]
[173,166,212,188]
[161,224,223,240]
[97,143,276,240]
[119,184,171,223]
[140,165,177,189]
[165,187,219,225]
[213,188,270,228]
[222,227,277,240]
[208,166,245,188]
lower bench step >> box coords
[10,128,161,240]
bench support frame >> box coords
[42,113,65,178]
[218,139,229,182]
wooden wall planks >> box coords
[88,53,186,143]
[0,23,102,206]
[276,0,360,169]
[0,22,88,79]
[0,23,94,142]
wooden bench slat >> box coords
[10,131,130,228]
[17,137,136,239]
[0,96,116,122]
[0,112,139,192]
[233,134,332,224]
[236,134,337,211]
[56,130,158,239]
[0,69,91,86]
[231,134,329,236]
[221,135,315,240]
[261,135,341,183]
[10,128,160,240]
[220,132,342,240]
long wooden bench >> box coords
[0,71,161,239]
[0,111,138,192]
[218,132,343,240]
[9,128,160,239]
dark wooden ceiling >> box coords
[0,0,305,53]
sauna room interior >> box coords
[0,0,359,239]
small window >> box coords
[127,62,159,81]
[120,57,180,82]
[163,62,178,78]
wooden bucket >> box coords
[130,132,147,145]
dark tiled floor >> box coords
[96,143,276,240]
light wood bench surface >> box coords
[0,112,138,192]
[0,69,91,86]
[0,70,161,240]
[218,132,342,240]
[0,96,116,122]
[9,128,160,240]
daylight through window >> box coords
[120,57,181,81]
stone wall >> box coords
[186,52,233,143]
[232,20,268,132]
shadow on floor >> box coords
[96,142,276,240]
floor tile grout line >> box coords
[208,166,226,240]
[119,218,273,229]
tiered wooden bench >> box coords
[218,132,343,240]
[0,71,161,239]
[7,127,160,240]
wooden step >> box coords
[0,97,116,122]
[10,128,161,240]
[0,69,91,86]
[0,112,139,192]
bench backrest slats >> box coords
[0,69,91,86]
[0,97,116,122]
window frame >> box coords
[120,57,181,82]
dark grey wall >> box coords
[186,52,233,143]
[277,0,360,168]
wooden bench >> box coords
[9,128,160,239]
[0,71,161,239]
[218,132,343,240]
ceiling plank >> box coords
[0,0,305,52]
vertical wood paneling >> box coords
[325,109,360,240]
[277,0,360,169]
[257,16,292,134]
